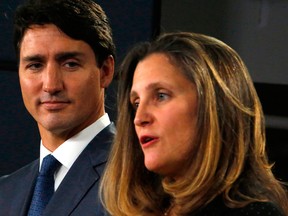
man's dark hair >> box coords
[13,0,116,66]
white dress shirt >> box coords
[39,113,111,190]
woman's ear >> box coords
[100,55,115,88]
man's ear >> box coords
[100,55,115,88]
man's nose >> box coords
[43,65,64,94]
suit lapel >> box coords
[43,123,115,215]
[18,160,39,216]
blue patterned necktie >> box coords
[28,154,61,216]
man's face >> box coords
[18,24,113,140]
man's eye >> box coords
[27,63,42,70]
[64,61,79,68]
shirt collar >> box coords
[39,113,110,170]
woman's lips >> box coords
[140,135,158,147]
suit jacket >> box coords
[0,123,115,216]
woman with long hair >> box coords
[100,32,288,216]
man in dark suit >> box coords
[0,0,115,215]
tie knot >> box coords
[40,154,60,176]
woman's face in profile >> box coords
[130,53,198,178]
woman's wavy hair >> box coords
[100,32,288,216]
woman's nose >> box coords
[133,103,152,127]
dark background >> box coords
[0,0,287,182]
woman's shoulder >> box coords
[230,202,284,216]
[195,199,284,216]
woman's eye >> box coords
[157,92,169,101]
[130,99,139,110]
[133,101,139,109]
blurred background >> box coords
[0,0,287,182]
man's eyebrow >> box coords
[22,54,45,62]
[21,52,85,63]
[55,51,85,61]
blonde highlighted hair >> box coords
[100,32,288,215]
